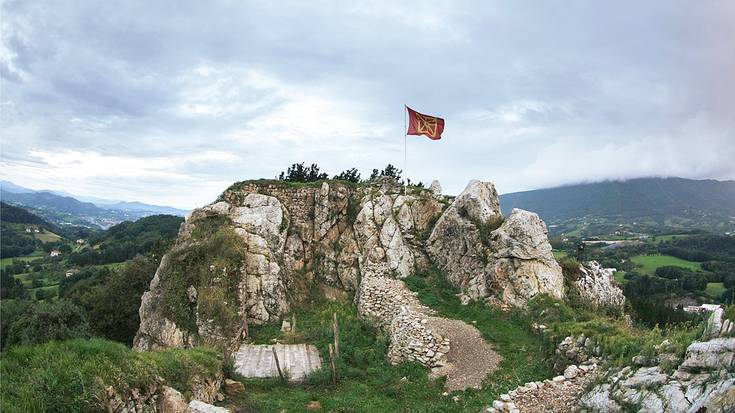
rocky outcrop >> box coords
[571,261,626,313]
[135,177,563,352]
[135,179,446,351]
[428,180,563,307]
[578,337,735,412]
[100,372,224,413]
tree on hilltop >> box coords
[333,168,361,183]
[278,162,329,182]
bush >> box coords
[64,255,159,345]
[4,300,90,349]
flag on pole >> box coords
[406,107,444,140]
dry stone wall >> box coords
[357,264,449,367]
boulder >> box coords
[571,261,625,313]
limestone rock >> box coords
[223,379,245,395]
[158,386,189,413]
[430,180,442,197]
[579,337,735,412]
[571,261,626,313]
[188,400,231,413]
[428,182,562,306]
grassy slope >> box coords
[630,254,702,275]
[0,338,221,413]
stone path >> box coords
[428,317,502,391]
[357,264,502,391]
[233,343,322,381]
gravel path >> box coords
[428,317,502,391]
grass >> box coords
[0,338,221,413]
[552,250,568,260]
[630,254,702,275]
[705,282,726,299]
[614,271,627,284]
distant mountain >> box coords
[0,181,187,228]
[499,177,735,236]
[104,201,187,216]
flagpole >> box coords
[403,105,407,195]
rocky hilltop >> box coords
[134,178,564,355]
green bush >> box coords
[0,338,221,413]
[4,300,90,349]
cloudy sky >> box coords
[1,1,734,209]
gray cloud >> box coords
[1,0,734,208]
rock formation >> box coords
[570,261,626,313]
[428,180,564,307]
[579,336,735,412]
[134,177,564,357]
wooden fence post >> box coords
[328,343,337,385]
[291,314,296,333]
[332,312,340,357]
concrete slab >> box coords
[233,343,322,381]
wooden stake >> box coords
[272,346,285,381]
[332,312,340,357]
[291,314,296,333]
[328,343,337,385]
[241,312,249,339]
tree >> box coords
[65,255,158,345]
[369,164,402,181]
[333,168,361,183]
[278,162,329,182]
[0,272,29,299]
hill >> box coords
[0,203,63,258]
[499,177,735,235]
[1,182,187,229]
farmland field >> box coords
[630,254,702,275]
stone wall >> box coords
[356,264,449,367]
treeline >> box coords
[661,235,735,263]
[277,162,424,186]
[1,255,158,350]
[68,215,182,266]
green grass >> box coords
[0,338,221,413]
[705,282,726,299]
[552,250,568,260]
[614,271,627,284]
[630,254,702,275]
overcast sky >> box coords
[1,1,734,209]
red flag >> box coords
[406,107,444,140]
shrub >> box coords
[4,300,90,349]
